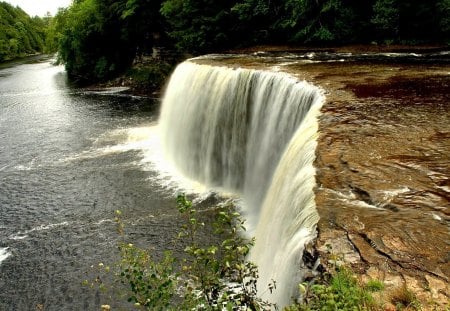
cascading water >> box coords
[159,60,324,307]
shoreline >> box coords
[88,44,450,98]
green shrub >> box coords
[365,279,384,292]
[110,194,273,310]
[287,268,378,311]
[127,62,173,89]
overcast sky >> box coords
[4,0,72,17]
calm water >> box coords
[0,56,188,310]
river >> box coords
[1,51,449,310]
[0,56,188,310]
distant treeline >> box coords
[41,0,450,81]
[0,2,50,62]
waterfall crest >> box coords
[159,60,324,307]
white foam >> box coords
[93,219,114,226]
[0,247,11,265]
[61,126,156,161]
[326,189,381,210]
[431,213,442,221]
[11,158,37,172]
[380,187,410,201]
[9,221,70,240]
[139,124,211,194]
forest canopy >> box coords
[0,1,48,62]
[53,0,449,81]
[4,0,448,81]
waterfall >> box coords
[159,60,324,307]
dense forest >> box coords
[0,2,49,62]
[2,0,449,81]
[52,0,449,82]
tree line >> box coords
[4,0,448,81]
[0,1,50,62]
[53,0,449,82]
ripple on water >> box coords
[8,221,71,240]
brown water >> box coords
[194,50,450,307]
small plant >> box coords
[365,279,385,292]
[110,194,273,310]
[118,245,176,310]
[287,267,378,311]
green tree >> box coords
[43,9,68,54]
[436,0,450,43]
[371,0,399,41]
[57,0,166,82]
[397,0,438,43]
[51,0,449,80]
[280,0,361,43]
[58,0,136,81]
[0,1,47,62]
[120,0,167,56]
[160,0,239,53]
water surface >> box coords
[0,56,183,310]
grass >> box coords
[287,267,379,311]
[365,279,385,292]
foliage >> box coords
[3,0,450,77]
[160,0,238,53]
[0,1,47,62]
[279,0,358,43]
[113,195,273,310]
[365,279,384,292]
[436,0,450,43]
[371,0,399,41]
[119,245,176,310]
[127,61,173,90]
[43,9,69,54]
[57,0,128,81]
[286,268,378,311]
[160,0,450,53]
[56,0,168,82]
[41,0,450,82]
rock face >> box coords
[310,58,450,309]
[194,48,450,309]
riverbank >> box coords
[87,51,187,97]
[232,43,450,54]
[88,44,449,97]
[0,54,53,69]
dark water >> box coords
[0,57,184,310]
